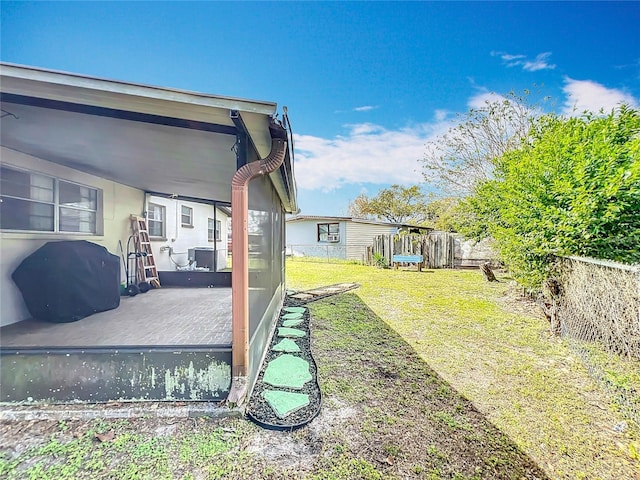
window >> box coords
[317,222,340,242]
[148,203,166,238]
[208,218,222,241]
[181,205,193,227]
[58,181,98,233]
[0,165,100,233]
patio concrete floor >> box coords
[0,287,232,348]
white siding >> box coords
[0,147,144,326]
[147,196,229,271]
[286,220,326,246]
[286,219,346,258]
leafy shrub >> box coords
[461,106,640,289]
[372,253,388,269]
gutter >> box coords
[227,131,288,405]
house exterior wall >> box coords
[345,222,399,261]
[146,196,229,272]
[285,219,347,259]
[0,147,145,326]
[285,218,399,262]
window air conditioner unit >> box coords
[327,234,340,242]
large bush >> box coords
[462,106,640,289]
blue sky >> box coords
[2,1,639,216]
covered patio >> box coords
[0,287,232,348]
[0,287,233,404]
[0,63,297,405]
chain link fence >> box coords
[286,244,349,263]
[555,256,640,428]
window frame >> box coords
[181,205,193,228]
[0,164,102,235]
[317,222,340,242]
[208,218,222,242]
[147,203,166,239]
[58,179,99,234]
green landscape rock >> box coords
[284,306,306,314]
[272,338,301,353]
[263,354,312,389]
[278,327,306,338]
[282,318,304,327]
[283,312,304,320]
[262,389,310,418]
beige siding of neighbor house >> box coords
[345,222,397,261]
[0,147,145,326]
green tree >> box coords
[348,185,430,224]
[347,193,375,220]
[465,106,640,289]
[424,197,462,231]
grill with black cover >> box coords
[12,240,121,323]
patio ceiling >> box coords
[0,63,279,204]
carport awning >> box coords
[0,63,291,205]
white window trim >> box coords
[148,203,166,239]
[181,205,193,228]
[208,218,222,242]
[0,164,103,235]
[317,222,340,243]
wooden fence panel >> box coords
[369,232,456,269]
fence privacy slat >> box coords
[369,232,456,269]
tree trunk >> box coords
[480,262,497,282]
[541,279,562,336]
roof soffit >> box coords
[0,63,296,208]
[0,63,278,119]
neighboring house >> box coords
[0,63,296,404]
[146,195,230,272]
[286,215,429,262]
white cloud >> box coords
[523,52,556,72]
[492,50,555,71]
[347,123,385,135]
[353,105,378,112]
[293,121,449,192]
[467,90,506,109]
[562,77,638,114]
[501,53,526,62]
[434,109,449,122]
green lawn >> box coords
[1,261,637,479]
[287,260,640,479]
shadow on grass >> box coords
[308,292,549,480]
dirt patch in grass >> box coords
[306,293,548,479]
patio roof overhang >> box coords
[0,63,296,211]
